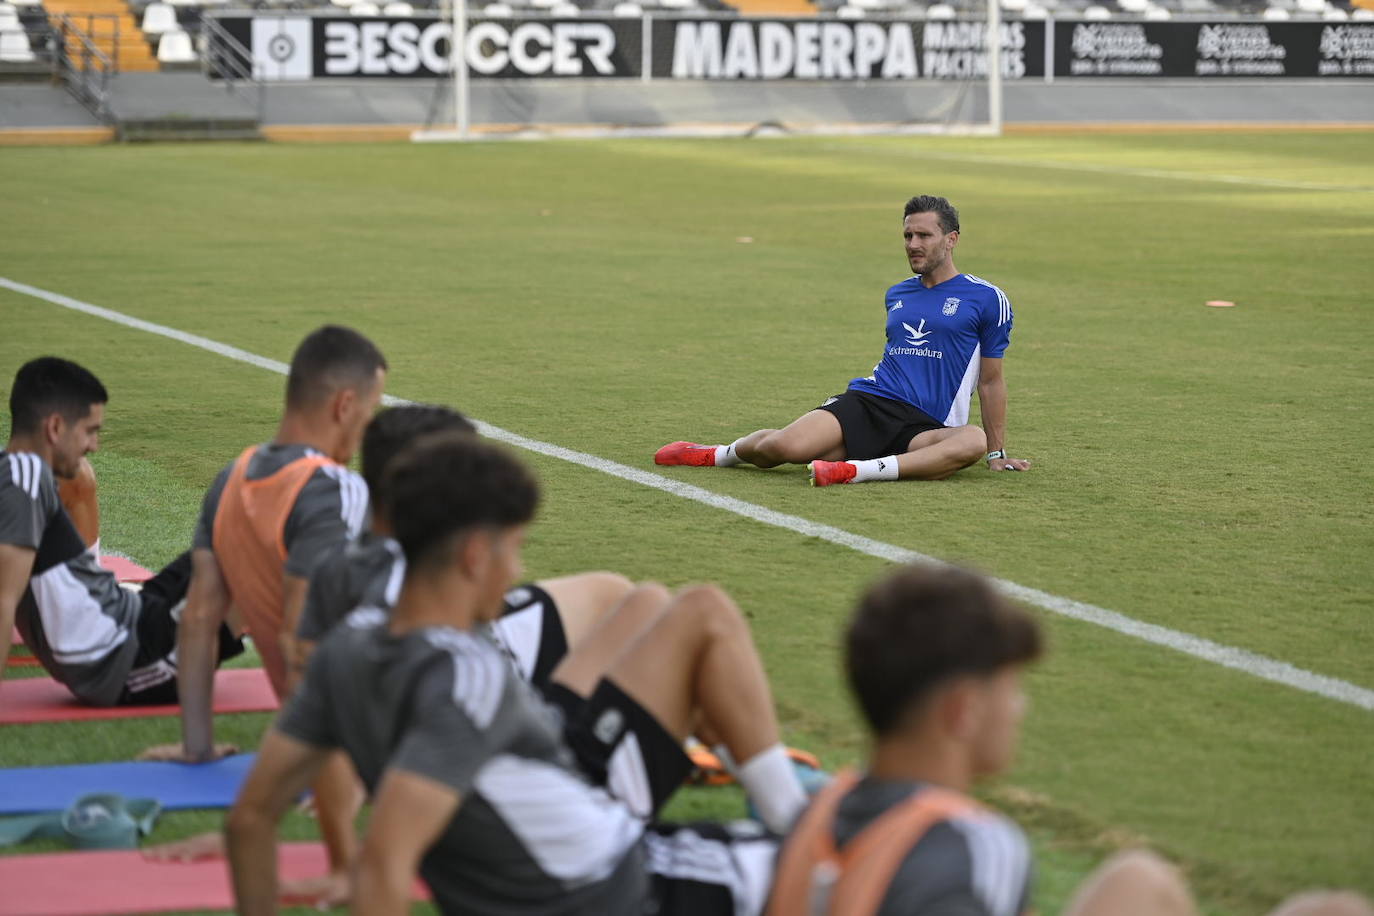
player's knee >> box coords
[579,571,635,606]
[1084,850,1194,915]
[961,425,988,458]
[673,584,749,641]
[1270,892,1374,916]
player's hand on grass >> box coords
[137,741,239,763]
[988,456,1032,472]
[142,831,226,863]
[281,869,352,910]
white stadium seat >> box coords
[611,1,642,13]
[1262,6,1290,18]
[1117,0,1148,12]
[141,3,177,34]
[836,4,865,15]
[1001,0,1028,10]
[7,0,39,7]
[658,0,696,9]
[331,0,359,7]
[351,1,380,13]
[1352,7,1374,18]
[483,2,514,12]
[926,2,956,17]
[1021,2,1049,17]
[0,28,35,62]
[1083,4,1112,17]
[157,28,196,63]
[1321,4,1348,17]
[382,1,414,12]
[1144,5,1171,18]
[0,3,17,16]
[549,1,580,13]
[1295,0,1325,11]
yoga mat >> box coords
[0,754,257,816]
[0,843,430,916]
[98,555,154,583]
[0,668,277,725]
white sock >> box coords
[737,744,809,834]
[850,456,900,483]
[714,440,745,468]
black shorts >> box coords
[644,820,778,916]
[561,679,693,821]
[120,552,246,705]
[817,390,946,460]
[491,583,568,690]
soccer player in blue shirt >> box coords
[655,195,1032,486]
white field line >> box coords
[843,147,1374,194]
[4,274,1371,713]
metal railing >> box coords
[201,15,265,121]
[51,14,114,122]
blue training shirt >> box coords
[848,273,1013,427]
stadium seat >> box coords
[483,1,513,12]
[926,2,956,15]
[1083,4,1112,16]
[351,1,380,11]
[1262,5,1290,16]
[1144,4,1171,16]
[611,1,642,13]
[1022,2,1049,16]
[157,28,196,62]
[836,3,866,13]
[1353,6,1374,18]
[549,1,580,12]
[0,27,35,61]
[1295,0,1325,11]
[0,3,17,15]
[141,2,177,34]
[382,1,413,12]
[7,0,40,7]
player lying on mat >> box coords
[0,357,244,704]
[768,564,1374,916]
[656,195,1031,487]
[227,433,807,915]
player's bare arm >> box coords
[0,544,37,684]
[977,357,1031,472]
[225,729,333,916]
[354,768,462,916]
[139,548,238,763]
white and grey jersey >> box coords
[278,612,647,915]
[193,443,368,580]
[831,778,1033,916]
[0,451,141,705]
[296,532,402,642]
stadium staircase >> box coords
[45,0,157,72]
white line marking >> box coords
[4,274,1371,713]
[844,147,1374,194]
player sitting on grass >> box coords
[767,564,1374,916]
[226,433,807,915]
[294,402,634,693]
[0,357,244,704]
[656,195,1031,486]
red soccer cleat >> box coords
[655,441,719,467]
[809,460,857,487]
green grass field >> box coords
[2,131,1372,915]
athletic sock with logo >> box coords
[737,743,809,834]
[714,440,745,468]
[850,457,900,483]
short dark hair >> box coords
[903,195,960,234]
[846,564,1041,736]
[361,404,476,500]
[383,432,540,572]
[8,357,109,436]
[285,325,388,411]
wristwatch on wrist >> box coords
[986,450,1006,461]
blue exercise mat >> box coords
[0,754,256,815]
